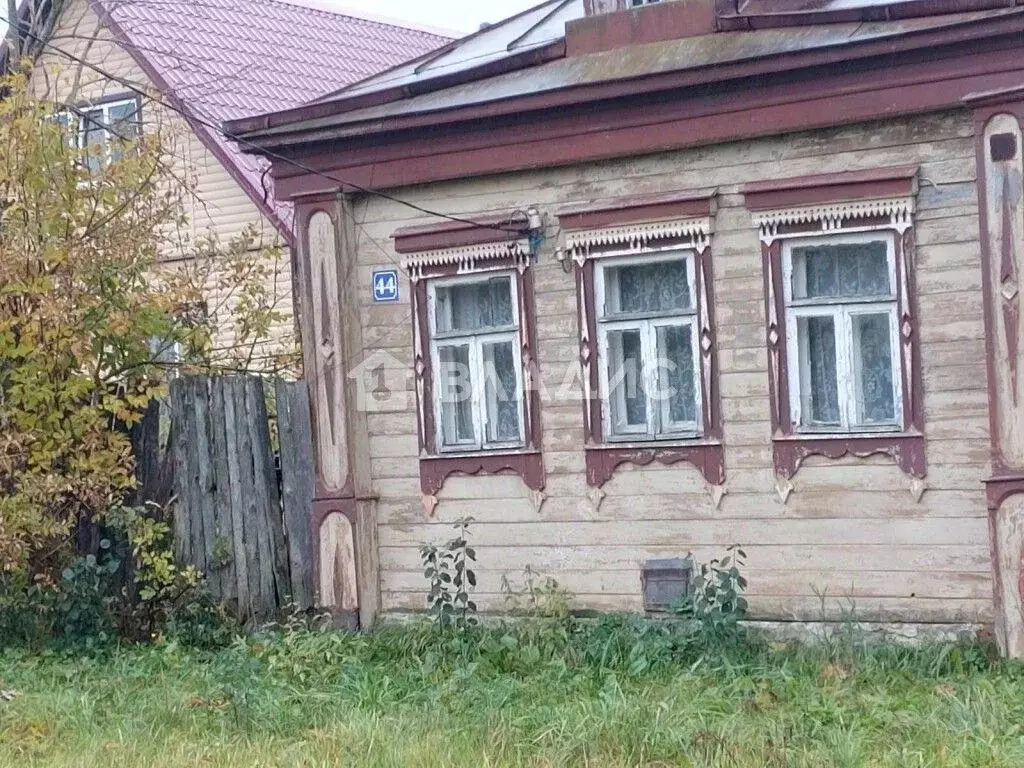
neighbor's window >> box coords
[596,251,701,440]
[783,233,902,432]
[429,272,525,451]
[72,98,141,171]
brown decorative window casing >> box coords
[394,215,544,507]
[558,191,724,491]
[743,167,926,485]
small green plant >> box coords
[500,565,572,620]
[55,544,122,645]
[674,545,749,633]
[420,517,477,630]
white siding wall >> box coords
[28,0,295,362]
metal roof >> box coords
[242,6,1023,142]
[313,0,585,103]
[88,0,451,236]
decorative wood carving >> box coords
[418,452,545,498]
[762,240,788,436]
[745,169,926,488]
[561,195,724,488]
[971,95,1024,658]
[317,511,358,613]
[399,222,545,499]
[585,444,725,488]
[299,202,366,624]
[304,210,350,495]
[773,434,926,481]
[983,112,1024,471]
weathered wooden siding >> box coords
[27,0,295,357]
[350,109,992,624]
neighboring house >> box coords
[10,0,449,364]
[228,0,1024,651]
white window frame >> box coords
[781,230,904,434]
[70,98,141,168]
[595,249,703,442]
[427,270,526,453]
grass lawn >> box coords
[1,621,1023,767]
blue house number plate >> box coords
[372,269,400,303]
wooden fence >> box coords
[167,375,316,622]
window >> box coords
[429,273,525,452]
[743,165,926,487]
[395,213,544,503]
[596,253,702,440]
[784,234,902,433]
[69,98,141,171]
[557,191,724,494]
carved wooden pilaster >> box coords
[297,200,365,626]
[974,102,1024,657]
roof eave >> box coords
[224,38,567,138]
[233,7,1024,154]
[718,0,1024,30]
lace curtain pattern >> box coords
[602,257,701,438]
[438,277,514,332]
[802,316,840,424]
[432,275,522,449]
[854,313,895,423]
[794,241,890,300]
[608,329,647,431]
[485,341,521,442]
[789,239,898,430]
[659,325,697,425]
[613,261,691,314]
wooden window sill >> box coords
[419,450,545,498]
[772,432,925,480]
[585,442,724,488]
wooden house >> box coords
[227,0,1024,653]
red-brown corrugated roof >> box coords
[89,0,451,240]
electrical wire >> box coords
[3,14,529,235]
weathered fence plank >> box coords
[194,376,220,601]
[169,379,193,568]
[276,379,316,609]
[210,380,237,609]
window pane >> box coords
[609,260,690,315]
[106,102,139,163]
[793,242,890,300]
[106,102,139,137]
[854,313,897,424]
[798,315,840,425]
[607,329,647,434]
[437,277,514,332]
[82,109,106,173]
[437,344,474,446]
[656,324,697,428]
[484,341,520,443]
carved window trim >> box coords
[558,192,724,489]
[394,217,544,505]
[744,167,926,482]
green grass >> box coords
[0,620,1023,767]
